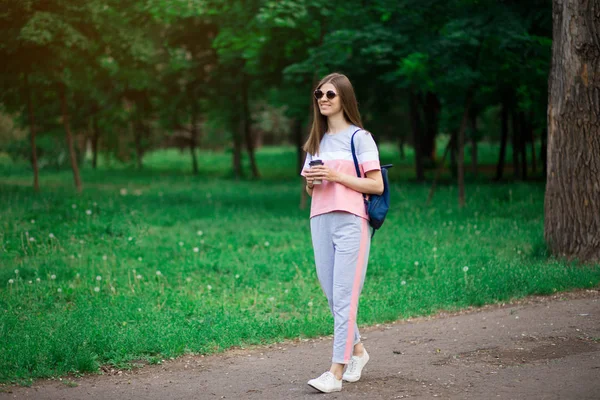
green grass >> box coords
[0,144,598,385]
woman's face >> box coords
[317,83,342,117]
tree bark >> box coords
[241,74,260,179]
[519,111,528,180]
[25,73,39,192]
[232,113,244,179]
[409,89,424,181]
[495,100,509,181]
[545,0,600,263]
[59,83,82,192]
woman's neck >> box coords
[327,112,351,134]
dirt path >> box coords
[2,289,599,400]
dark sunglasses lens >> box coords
[314,90,324,99]
[326,91,336,99]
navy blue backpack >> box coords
[350,129,392,235]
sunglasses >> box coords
[313,89,337,100]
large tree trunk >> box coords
[232,114,244,179]
[241,74,260,179]
[519,111,528,180]
[495,100,509,181]
[134,120,144,170]
[25,73,39,192]
[409,89,424,181]
[59,83,82,192]
[545,0,600,263]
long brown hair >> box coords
[303,73,364,155]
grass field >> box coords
[1,143,599,385]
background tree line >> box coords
[0,0,552,188]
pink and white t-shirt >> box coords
[301,125,381,220]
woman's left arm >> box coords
[303,166,384,195]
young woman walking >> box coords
[301,73,384,393]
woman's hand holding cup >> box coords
[308,160,324,184]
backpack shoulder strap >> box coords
[350,129,362,178]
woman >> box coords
[301,72,384,393]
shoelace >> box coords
[320,372,335,382]
[346,357,359,374]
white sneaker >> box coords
[342,349,370,382]
[307,371,342,393]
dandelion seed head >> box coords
[120,188,127,196]
[185,277,192,283]
[134,189,142,196]
[463,266,469,272]
[136,274,142,280]
[36,278,41,282]
[235,274,240,279]
[200,239,204,244]
[72,204,77,209]
[70,255,75,259]
[138,308,142,312]
[29,237,35,242]
[51,274,56,280]
[308,301,313,307]
[94,287,100,292]
[197,230,203,236]
[178,241,184,246]
[102,255,107,261]
[414,261,419,266]
[138,257,142,262]
[401,280,407,285]
[25,231,29,236]
[28,280,32,284]
[57,288,62,293]
[14,269,19,274]
[76,273,80,278]
[93,202,97,206]
[268,296,275,302]
[433,247,437,252]
[96,276,102,281]
[8,279,14,284]
[128,237,133,241]
[284,289,289,294]
[264,241,270,247]
[156,271,162,276]
[79,240,84,244]
[49,233,55,238]
[110,286,116,293]
[86,210,92,215]
[207,285,212,290]
[193,247,199,253]
[31,219,35,224]
[69,284,74,289]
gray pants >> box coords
[310,211,372,364]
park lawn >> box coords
[1,145,598,385]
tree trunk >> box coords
[495,100,509,181]
[59,83,82,192]
[519,112,528,180]
[511,108,521,180]
[409,89,424,181]
[25,73,39,192]
[422,92,440,163]
[190,104,199,175]
[241,74,260,179]
[232,115,244,179]
[134,120,143,170]
[91,116,100,169]
[470,109,478,178]
[545,0,600,263]
[398,134,406,160]
[457,88,474,208]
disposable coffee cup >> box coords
[309,160,324,184]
